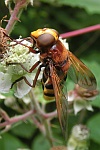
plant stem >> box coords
[43,110,57,119]
[78,109,87,124]
[29,89,54,146]
[0,109,34,127]
[43,119,54,146]
[29,89,45,115]
[5,0,28,34]
[31,116,46,134]
[0,108,10,121]
[60,24,100,38]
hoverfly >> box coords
[11,28,97,139]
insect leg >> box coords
[8,61,41,88]
[20,61,41,73]
[11,76,35,88]
[7,61,41,73]
[14,64,43,88]
[11,64,43,88]
[33,64,44,87]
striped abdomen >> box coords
[42,67,55,100]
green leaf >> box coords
[0,133,28,150]
[87,113,100,144]
[89,141,100,150]
[40,0,100,14]
[56,0,100,14]
[91,95,100,108]
[32,135,51,150]
[84,51,100,64]
[11,121,36,138]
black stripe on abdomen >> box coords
[42,71,54,100]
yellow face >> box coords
[31,28,59,41]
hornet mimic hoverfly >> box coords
[12,28,97,139]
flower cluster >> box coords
[68,84,99,115]
[67,124,90,150]
[0,39,40,98]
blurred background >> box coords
[0,0,100,150]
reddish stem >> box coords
[0,108,10,121]
[43,110,57,119]
[5,0,27,34]
[0,110,34,127]
[60,24,100,38]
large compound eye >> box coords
[37,33,55,47]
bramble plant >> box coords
[0,0,100,150]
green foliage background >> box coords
[0,0,100,149]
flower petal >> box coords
[0,72,12,93]
[14,75,32,98]
[74,99,93,115]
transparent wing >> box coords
[68,51,97,90]
[49,62,68,140]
